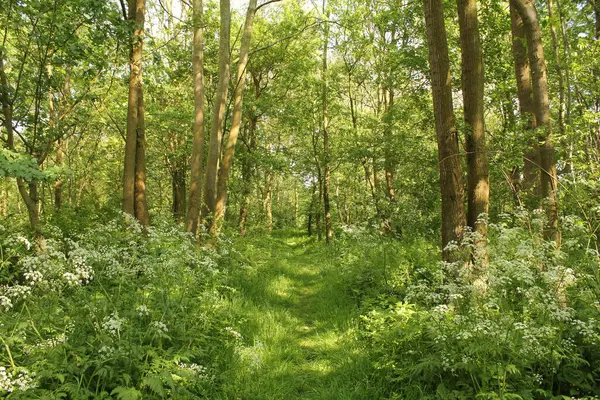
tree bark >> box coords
[512,0,560,242]
[202,0,231,232]
[510,4,539,201]
[172,168,186,221]
[213,0,258,234]
[239,115,257,235]
[457,0,489,244]
[547,0,565,136]
[123,0,147,225]
[264,173,273,231]
[186,0,206,236]
[134,83,149,225]
[322,0,332,244]
[424,0,467,259]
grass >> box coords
[221,230,383,399]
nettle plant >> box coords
[359,210,600,399]
[0,216,238,399]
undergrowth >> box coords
[339,212,600,399]
[0,215,237,399]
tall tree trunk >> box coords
[239,115,257,235]
[547,0,566,136]
[424,0,467,259]
[596,0,600,39]
[213,0,258,234]
[54,138,63,210]
[123,0,147,224]
[202,0,231,232]
[172,167,186,221]
[457,0,489,245]
[186,0,206,235]
[55,73,70,211]
[322,0,332,244]
[134,88,149,225]
[294,185,299,227]
[510,4,539,202]
[512,0,560,242]
[264,173,273,231]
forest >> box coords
[1,0,600,398]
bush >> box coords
[350,211,600,399]
[0,215,237,398]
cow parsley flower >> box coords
[102,312,125,336]
[136,305,150,317]
[0,367,36,393]
[150,321,168,333]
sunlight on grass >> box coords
[224,232,380,399]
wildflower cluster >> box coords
[0,367,36,394]
[351,211,600,398]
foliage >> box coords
[0,216,238,398]
[347,212,600,399]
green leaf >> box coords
[142,375,166,397]
[110,386,142,400]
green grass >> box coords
[221,231,383,399]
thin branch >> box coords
[256,0,282,12]
[119,0,128,20]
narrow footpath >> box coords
[224,232,382,399]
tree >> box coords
[511,0,560,243]
[202,0,231,233]
[213,0,259,234]
[321,0,333,243]
[186,0,206,235]
[123,0,149,226]
[424,0,466,258]
[457,0,489,247]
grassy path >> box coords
[224,232,381,399]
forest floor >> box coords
[223,231,382,399]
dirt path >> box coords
[224,232,381,399]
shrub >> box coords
[0,215,237,399]
[353,211,600,399]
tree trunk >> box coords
[185,0,204,235]
[202,0,231,232]
[186,0,206,236]
[134,88,149,225]
[294,185,299,227]
[239,115,257,235]
[547,0,566,136]
[54,138,63,210]
[512,0,560,243]
[123,0,147,225]
[457,0,489,245]
[322,0,332,244]
[596,0,600,39]
[424,0,467,259]
[510,4,539,202]
[172,168,186,221]
[264,173,273,231]
[213,0,258,234]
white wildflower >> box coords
[136,305,150,317]
[101,312,125,336]
[225,326,243,340]
[150,321,168,333]
[0,367,36,393]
